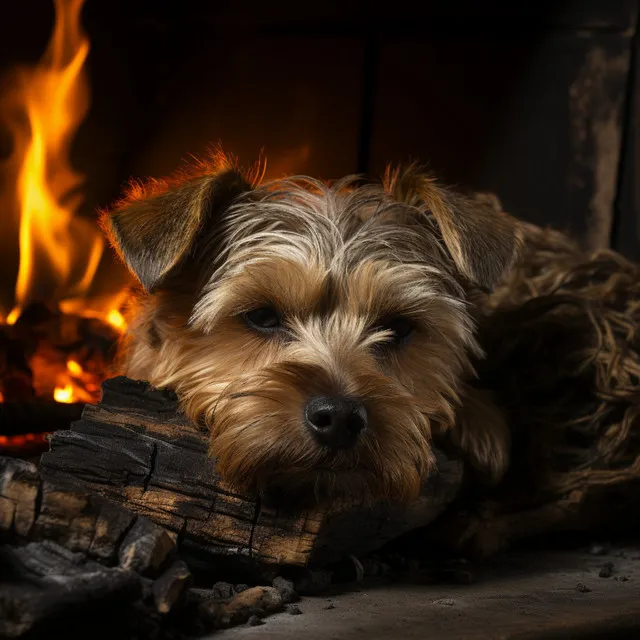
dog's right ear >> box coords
[384,164,521,292]
[102,160,252,292]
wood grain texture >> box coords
[0,456,182,637]
[40,376,464,567]
[0,540,141,638]
[0,456,177,569]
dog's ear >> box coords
[102,161,252,292]
[384,165,521,291]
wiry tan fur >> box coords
[103,153,520,506]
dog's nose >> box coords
[304,396,368,448]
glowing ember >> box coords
[106,309,126,332]
[67,359,83,376]
[0,433,50,455]
[53,384,74,403]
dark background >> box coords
[0,0,639,260]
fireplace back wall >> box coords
[1,0,639,302]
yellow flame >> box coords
[106,309,126,331]
[53,384,74,403]
[6,308,20,326]
[6,0,104,323]
[66,359,83,376]
[57,289,129,332]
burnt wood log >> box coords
[0,456,189,638]
[0,457,177,569]
[39,376,464,567]
[0,401,83,435]
[0,540,142,638]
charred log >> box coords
[39,376,464,568]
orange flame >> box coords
[106,309,126,331]
[66,359,83,376]
[0,0,129,408]
[4,0,106,324]
[53,384,74,403]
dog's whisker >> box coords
[227,391,285,406]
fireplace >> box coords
[1,0,639,454]
[1,2,640,637]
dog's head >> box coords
[103,153,519,506]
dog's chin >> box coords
[223,465,425,512]
[208,430,432,510]
[255,470,375,511]
[206,400,433,509]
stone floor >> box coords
[215,545,640,639]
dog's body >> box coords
[103,154,521,505]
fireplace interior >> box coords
[1,1,640,638]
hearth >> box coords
[1,1,640,638]
[1,0,638,453]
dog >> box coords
[102,152,521,506]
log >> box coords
[40,376,464,568]
[0,401,83,435]
[0,457,187,638]
[0,541,141,638]
[0,457,176,570]
[0,455,290,636]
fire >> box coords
[53,384,74,403]
[67,359,83,376]
[1,0,127,332]
[3,0,103,324]
[0,0,129,410]
[46,355,104,405]
[52,359,87,403]
[0,433,49,455]
[106,309,126,331]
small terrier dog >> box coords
[102,153,520,505]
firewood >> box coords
[0,401,83,435]
[152,559,192,614]
[197,585,285,629]
[0,456,191,636]
[40,376,464,568]
[0,457,178,570]
[0,540,142,638]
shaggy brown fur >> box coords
[102,153,521,506]
[481,218,640,497]
[427,203,640,557]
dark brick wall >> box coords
[0,0,638,257]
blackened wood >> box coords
[0,540,141,638]
[0,456,176,571]
[0,457,212,635]
[40,376,464,567]
[152,559,192,614]
[0,401,83,435]
[119,518,178,575]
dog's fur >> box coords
[102,153,521,505]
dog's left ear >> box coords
[102,158,253,292]
[385,165,521,291]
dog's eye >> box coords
[243,307,282,332]
[381,316,415,344]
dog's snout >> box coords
[304,396,368,448]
